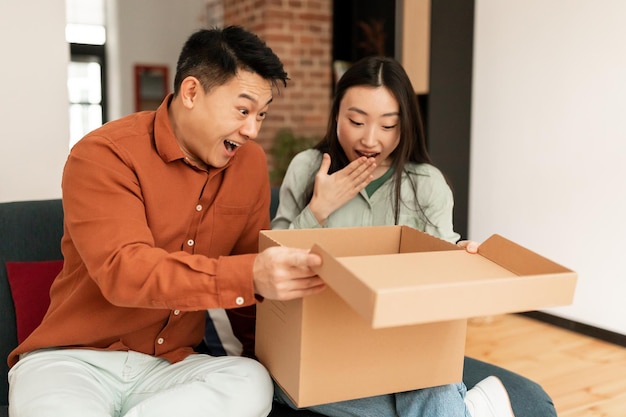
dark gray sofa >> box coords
[0,193,556,417]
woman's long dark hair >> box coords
[305,56,433,224]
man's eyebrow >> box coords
[240,93,274,106]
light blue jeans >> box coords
[274,381,470,417]
[9,349,273,417]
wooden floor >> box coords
[465,314,626,417]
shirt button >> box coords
[195,204,203,211]
[157,338,164,345]
[187,239,194,247]
[235,296,244,305]
[173,310,180,315]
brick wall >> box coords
[220,0,333,160]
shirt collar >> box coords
[154,94,185,164]
[403,162,428,176]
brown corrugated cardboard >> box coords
[256,225,577,407]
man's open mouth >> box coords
[224,139,241,152]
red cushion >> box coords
[5,260,63,343]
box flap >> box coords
[310,243,376,323]
[312,241,577,328]
[478,234,574,275]
[399,225,461,253]
[260,226,403,255]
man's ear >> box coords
[180,76,200,109]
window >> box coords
[66,0,106,148]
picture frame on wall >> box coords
[134,64,169,112]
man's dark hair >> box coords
[173,26,289,95]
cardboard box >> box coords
[256,226,577,407]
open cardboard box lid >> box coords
[260,226,577,328]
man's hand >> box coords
[308,153,376,225]
[253,246,326,300]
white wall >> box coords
[0,0,209,203]
[471,0,626,334]
[107,0,208,119]
[0,0,70,202]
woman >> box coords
[271,56,552,417]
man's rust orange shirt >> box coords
[9,95,270,367]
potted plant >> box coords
[269,128,319,185]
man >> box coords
[8,26,325,417]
